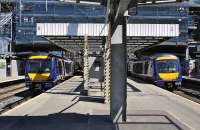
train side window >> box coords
[57,60,62,75]
[65,62,70,73]
[134,62,142,74]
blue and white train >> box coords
[25,54,74,90]
[129,54,182,91]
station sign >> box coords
[37,23,179,37]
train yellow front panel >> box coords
[29,56,49,60]
[156,56,177,61]
[159,73,179,81]
[28,73,50,81]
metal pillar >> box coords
[186,46,189,60]
[46,0,48,12]
[110,17,127,122]
[83,35,89,95]
[61,51,64,58]
[19,0,22,26]
[10,15,13,55]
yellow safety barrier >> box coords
[104,48,111,103]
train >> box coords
[25,54,74,90]
[129,54,182,91]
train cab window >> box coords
[29,59,51,73]
[157,60,178,73]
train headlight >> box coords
[175,81,181,86]
[25,75,29,81]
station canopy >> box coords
[14,0,187,56]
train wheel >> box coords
[167,84,175,92]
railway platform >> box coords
[0,76,200,130]
[183,76,200,83]
[0,76,24,85]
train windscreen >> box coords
[28,59,51,73]
[157,60,178,73]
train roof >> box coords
[29,55,49,60]
[132,54,179,61]
[151,54,178,60]
[28,53,71,60]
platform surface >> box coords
[183,76,200,82]
[127,78,200,130]
[0,76,200,130]
[0,76,24,84]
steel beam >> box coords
[113,0,135,22]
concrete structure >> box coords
[0,59,7,79]
[0,76,24,83]
[0,59,24,79]
[0,38,10,55]
[3,0,198,125]
[110,17,127,122]
[11,60,20,77]
[1,76,200,130]
[88,56,104,83]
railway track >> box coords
[129,76,200,104]
[0,83,41,114]
[0,83,27,101]
[174,86,200,104]
[0,77,71,114]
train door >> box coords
[144,61,149,75]
[57,59,63,80]
[63,61,66,77]
[64,61,70,77]
[70,62,74,76]
[61,60,64,79]
[71,61,74,75]
[148,61,153,78]
[152,60,157,81]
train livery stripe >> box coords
[29,56,49,60]
[156,56,177,61]
[28,73,50,81]
[159,72,179,80]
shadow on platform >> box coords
[0,113,115,130]
[0,112,188,130]
[46,81,84,95]
[128,76,151,84]
[127,82,141,92]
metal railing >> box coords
[0,13,12,27]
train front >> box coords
[25,56,54,90]
[155,55,182,91]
